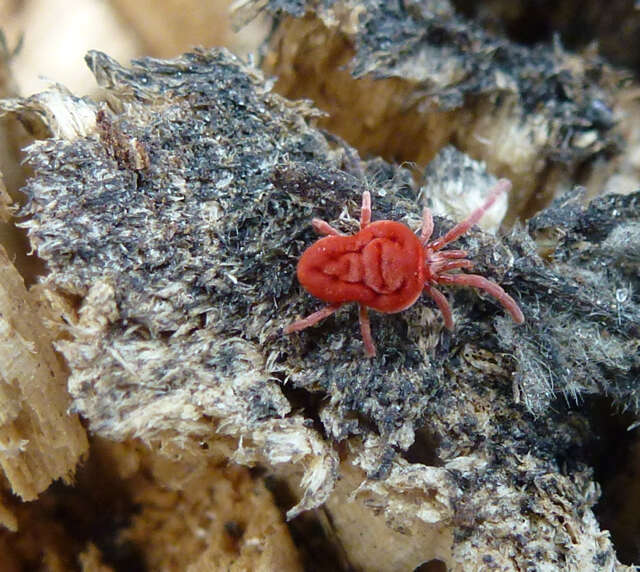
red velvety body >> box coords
[296,220,426,313]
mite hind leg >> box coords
[358,304,376,357]
[284,304,343,334]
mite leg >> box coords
[420,206,434,244]
[360,191,372,229]
[429,259,474,274]
[284,304,343,333]
[438,273,524,324]
[358,304,376,357]
[429,179,512,252]
[423,283,454,330]
[312,218,343,236]
[438,249,468,259]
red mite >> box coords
[285,179,524,356]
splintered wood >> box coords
[0,243,87,503]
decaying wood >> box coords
[2,49,342,520]
[0,436,301,571]
[245,0,619,224]
[0,178,10,221]
[452,0,640,75]
[123,451,303,571]
[0,126,87,530]
[0,43,637,570]
[0,240,88,501]
[0,1,639,568]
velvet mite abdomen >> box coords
[296,220,426,313]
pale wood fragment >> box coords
[0,245,88,501]
[0,494,17,532]
[112,440,303,572]
[78,544,115,572]
[0,180,10,221]
[324,462,453,571]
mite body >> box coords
[285,179,524,357]
[297,220,425,313]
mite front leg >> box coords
[420,206,434,245]
[312,218,343,236]
[360,191,372,229]
[428,259,474,275]
[429,179,511,252]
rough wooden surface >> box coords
[251,0,619,223]
[124,457,302,571]
[0,437,301,571]
[0,1,639,569]
[1,45,637,569]
[0,242,88,501]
